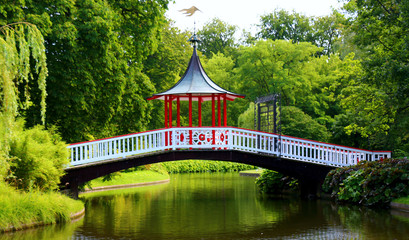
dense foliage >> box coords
[0,23,48,180]
[7,120,69,191]
[159,160,256,174]
[197,18,238,58]
[323,159,409,206]
[1,0,171,143]
[256,170,298,194]
[339,0,409,155]
[257,9,345,56]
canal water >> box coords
[2,173,409,239]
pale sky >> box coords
[166,0,342,34]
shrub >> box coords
[256,170,298,194]
[322,159,409,207]
[7,121,69,191]
[159,160,256,173]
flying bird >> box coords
[179,6,201,17]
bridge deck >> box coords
[67,127,391,168]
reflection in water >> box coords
[1,173,409,239]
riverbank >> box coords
[239,169,264,177]
[392,196,409,212]
[82,170,169,193]
[0,182,84,233]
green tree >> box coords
[340,0,409,153]
[0,22,48,179]
[281,106,330,141]
[238,105,329,141]
[236,39,320,104]
[197,18,238,58]
[312,10,345,56]
[257,9,314,43]
[237,103,255,130]
[1,0,171,142]
[258,9,346,56]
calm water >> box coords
[2,173,409,240]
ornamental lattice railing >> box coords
[67,127,391,167]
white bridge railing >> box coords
[67,127,391,167]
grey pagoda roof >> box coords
[147,42,244,102]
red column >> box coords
[198,96,202,127]
[212,94,215,127]
[217,95,221,127]
[212,94,215,146]
[164,95,168,147]
[168,96,173,128]
[189,94,193,127]
[189,94,193,146]
[223,94,227,127]
[164,95,168,128]
[177,96,180,127]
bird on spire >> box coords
[179,6,201,17]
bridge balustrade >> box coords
[67,127,391,167]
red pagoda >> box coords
[147,34,244,129]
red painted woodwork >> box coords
[217,95,221,127]
[177,97,180,127]
[164,95,168,128]
[212,94,215,127]
[198,97,202,127]
[223,94,227,127]
[168,96,172,128]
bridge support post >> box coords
[299,178,322,199]
[64,180,79,199]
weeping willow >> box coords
[0,22,48,178]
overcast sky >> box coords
[166,0,343,34]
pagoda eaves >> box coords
[147,46,244,101]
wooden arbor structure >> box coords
[147,35,244,129]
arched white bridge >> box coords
[67,127,391,167]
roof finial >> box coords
[179,6,201,47]
[188,19,200,47]
[188,33,201,47]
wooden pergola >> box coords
[147,34,244,128]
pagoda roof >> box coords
[147,46,245,102]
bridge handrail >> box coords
[67,127,391,167]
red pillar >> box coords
[164,95,168,128]
[223,94,227,127]
[189,94,193,127]
[198,97,202,127]
[168,96,173,128]
[164,95,168,147]
[189,94,193,146]
[217,95,221,127]
[212,94,215,127]
[177,96,180,127]
[212,94,215,146]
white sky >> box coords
[166,0,343,34]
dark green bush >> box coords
[256,170,298,194]
[322,159,409,207]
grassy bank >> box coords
[240,169,264,174]
[0,182,84,232]
[161,160,256,173]
[86,170,169,189]
[393,196,409,205]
